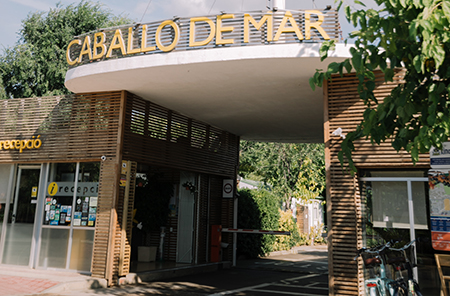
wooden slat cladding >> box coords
[118,161,137,276]
[0,92,122,163]
[92,159,117,280]
[197,174,210,264]
[69,10,339,68]
[123,92,239,177]
[325,71,430,295]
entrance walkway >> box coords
[0,265,106,295]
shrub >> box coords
[237,189,279,258]
[273,209,303,251]
[306,224,326,245]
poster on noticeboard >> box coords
[429,171,450,251]
[429,143,450,251]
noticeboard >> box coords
[429,170,450,251]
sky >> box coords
[0,0,379,49]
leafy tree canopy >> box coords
[310,0,450,172]
[0,1,131,99]
[239,141,325,205]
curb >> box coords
[42,277,108,294]
[266,244,328,257]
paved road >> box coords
[207,273,328,296]
[36,245,328,296]
[37,270,328,296]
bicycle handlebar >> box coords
[389,240,415,252]
[355,240,416,261]
[354,242,391,260]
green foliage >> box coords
[273,209,302,251]
[0,1,132,98]
[237,189,280,258]
[238,189,326,255]
[294,158,325,202]
[239,141,325,204]
[307,224,326,245]
[0,75,6,100]
[310,0,450,172]
[274,214,325,250]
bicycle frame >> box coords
[389,240,421,296]
[356,243,397,296]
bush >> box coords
[237,189,279,258]
[308,224,326,245]
[273,209,304,251]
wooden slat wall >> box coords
[123,92,239,177]
[325,71,430,295]
[92,159,117,280]
[0,92,122,163]
[0,90,239,281]
[0,92,127,286]
[118,161,137,276]
[197,174,210,264]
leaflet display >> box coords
[44,181,98,227]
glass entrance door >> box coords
[2,166,41,266]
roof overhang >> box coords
[65,42,351,143]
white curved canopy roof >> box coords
[65,42,351,143]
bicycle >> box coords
[388,240,422,296]
[355,242,398,296]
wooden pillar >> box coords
[323,79,335,295]
[91,91,127,285]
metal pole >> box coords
[0,164,16,263]
[11,168,22,224]
[407,181,418,282]
[232,196,238,267]
[66,162,80,269]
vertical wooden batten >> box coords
[119,160,137,276]
[106,91,128,285]
[323,79,335,295]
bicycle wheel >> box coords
[393,285,407,296]
[413,282,423,296]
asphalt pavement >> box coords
[3,244,329,296]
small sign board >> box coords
[430,142,450,169]
[222,179,234,198]
[121,161,128,175]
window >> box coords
[38,162,99,272]
[44,163,99,227]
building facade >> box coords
[4,6,443,294]
[0,91,238,285]
[324,71,440,295]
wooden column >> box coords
[323,79,335,295]
[92,91,127,285]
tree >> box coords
[310,0,450,172]
[239,141,325,206]
[0,1,131,99]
